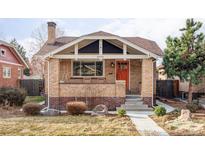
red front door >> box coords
[116,61,129,90]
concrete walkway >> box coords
[156,100,175,113]
[125,101,175,136]
[127,111,169,136]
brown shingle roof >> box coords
[82,31,118,37]
[35,31,163,56]
[35,36,78,55]
[123,37,163,56]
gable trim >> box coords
[43,36,160,59]
[0,41,29,68]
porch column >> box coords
[74,44,78,60]
[141,59,156,107]
[48,58,60,108]
[99,39,103,55]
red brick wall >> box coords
[0,63,23,88]
[0,44,25,88]
[0,45,22,64]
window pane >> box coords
[81,62,95,76]
[3,68,6,77]
[73,61,80,76]
[96,61,103,76]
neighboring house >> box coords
[36,22,163,110]
[157,64,205,99]
[0,40,29,88]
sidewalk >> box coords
[127,111,169,136]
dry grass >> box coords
[150,113,205,136]
[0,115,139,136]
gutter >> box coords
[42,59,50,111]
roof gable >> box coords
[35,31,163,58]
[0,40,29,68]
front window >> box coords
[3,67,11,78]
[72,61,103,77]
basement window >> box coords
[72,60,103,77]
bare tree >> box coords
[31,23,65,53]
[30,24,65,78]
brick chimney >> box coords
[47,22,56,44]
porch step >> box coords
[116,95,153,111]
[116,106,153,111]
[121,104,148,108]
[126,95,141,99]
[126,98,143,102]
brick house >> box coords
[0,40,29,88]
[36,22,163,110]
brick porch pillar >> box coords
[141,59,156,107]
[48,58,60,108]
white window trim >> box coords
[18,68,22,79]
[71,59,105,78]
[0,48,6,57]
[3,67,11,78]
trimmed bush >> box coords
[117,108,126,116]
[186,103,200,113]
[23,103,42,115]
[66,101,87,115]
[0,87,27,106]
[154,106,166,116]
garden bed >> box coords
[157,97,205,115]
[150,112,205,136]
[0,114,139,136]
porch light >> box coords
[111,62,115,67]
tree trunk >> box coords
[188,81,193,103]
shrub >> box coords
[23,103,42,115]
[186,102,200,113]
[66,101,87,115]
[117,108,126,116]
[0,87,27,106]
[154,106,166,116]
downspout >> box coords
[47,59,50,109]
[152,59,156,107]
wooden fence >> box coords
[156,80,179,98]
[20,79,44,96]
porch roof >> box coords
[35,31,163,58]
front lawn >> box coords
[0,115,139,136]
[24,96,45,104]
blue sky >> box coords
[0,18,129,40]
[1,18,205,59]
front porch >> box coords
[44,37,157,110]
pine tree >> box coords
[10,38,30,76]
[10,38,28,62]
[163,19,205,103]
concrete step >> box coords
[121,104,148,108]
[116,106,153,111]
[125,102,144,105]
[126,95,141,99]
[126,98,143,102]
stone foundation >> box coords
[47,97,125,111]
